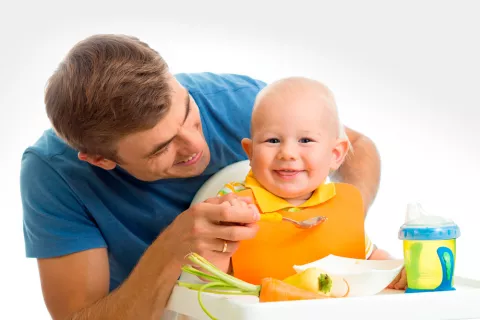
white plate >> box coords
[293,254,404,297]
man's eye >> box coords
[299,138,312,143]
[152,145,170,157]
[266,138,280,143]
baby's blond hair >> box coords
[254,77,353,153]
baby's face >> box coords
[243,81,348,201]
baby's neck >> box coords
[284,192,314,207]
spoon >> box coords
[260,212,327,229]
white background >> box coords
[1,0,479,318]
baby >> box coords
[218,77,406,289]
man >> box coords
[20,34,381,319]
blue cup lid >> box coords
[398,215,461,240]
[398,203,460,240]
[398,224,461,240]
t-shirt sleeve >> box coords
[21,151,107,258]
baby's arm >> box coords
[368,245,395,260]
[365,234,395,260]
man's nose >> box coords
[176,127,198,149]
[277,142,298,161]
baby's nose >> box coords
[277,143,298,160]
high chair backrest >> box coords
[190,160,251,205]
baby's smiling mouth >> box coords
[273,169,304,179]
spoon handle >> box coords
[259,212,283,222]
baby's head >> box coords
[242,77,350,202]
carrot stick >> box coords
[259,278,331,302]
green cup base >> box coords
[405,286,456,293]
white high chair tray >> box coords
[164,276,480,320]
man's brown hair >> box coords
[45,34,171,161]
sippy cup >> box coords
[398,202,461,293]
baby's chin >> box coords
[271,187,316,201]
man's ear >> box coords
[241,138,253,160]
[330,138,350,171]
[78,152,117,170]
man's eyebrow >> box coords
[144,93,191,158]
[183,93,191,124]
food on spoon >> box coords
[283,267,350,297]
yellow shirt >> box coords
[217,172,374,258]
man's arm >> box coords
[22,152,181,319]
[39,229,182,320]
[331,126,381,215]
[37,196,259,320]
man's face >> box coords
[114,76,211,181]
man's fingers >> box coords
[226,198,243,207]
[200,202,260,224]
[207,193,237,204]
[216,201,252,226]
[233,198,249,208]
[212,223,259,242]
[236,196,254,204]
[243,222,258,228]
[213,239,239,254]
[205,193,254,205]
[248,203,260,216]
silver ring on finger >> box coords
[221,240,228,253]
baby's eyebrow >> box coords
[298,130,323,136]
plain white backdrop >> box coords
[1,0,479,318]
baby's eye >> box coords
[299,138,313,143]
[266,138,280,144]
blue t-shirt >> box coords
[20,72,266,291]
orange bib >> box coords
[231,183,366,284]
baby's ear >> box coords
[330,138,350,171]
[241,138,253,160]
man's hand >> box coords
[388,267,407,290]
[163,193,260,272]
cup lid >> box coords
[398,202,461,240]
